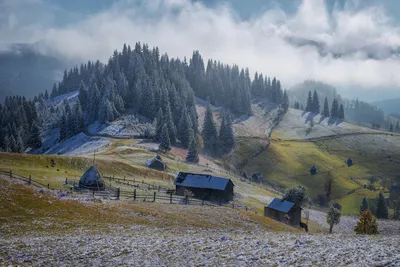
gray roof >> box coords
[145,155,165,167]
[267,198,295,213]
[79,165,104,187]
[174,172,234,191]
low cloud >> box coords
[1,0,400,98]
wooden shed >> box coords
[145,155,167,171]
[79,165,105,190]
[264,198,301,227]
[251,172,264,183]
[174,172,234,202]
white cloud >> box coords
[1,0,400,98]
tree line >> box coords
[0,96,41,152]
[293,90,345,120]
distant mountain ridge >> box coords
[0,43,71,102]
[373,98,400,116]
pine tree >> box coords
[59,114,68,141]
[154,108,164,141]
[376,192,389,219]
[305,90,313,112]
[74,100,84,132]
[164,103,177,145]
[354,210,379,234]
[29,120,42,148]
[396,121,400,133]
[331,99,339,118]
[218,109,235,155]
[312,90,320,114]
[178,105,192,148]
[44,90,49,100]
[294,101,300,109]
[282,89,289,111]
[159,124,171,152]
[389,123,394,132]
[202,102,218,156]
[322,97,330,117]
[360,197,369,213]
[78,81,87,109]
[186,132,199,163]
[339,104,345,120]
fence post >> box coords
[170,193,173,204]
[124,176,126,181]
[47,183,50,189]
[10,170,12,178]
[65,178,67,185]
[116,188,120,200]
[246,206,248,212]
[153,192,156,202]
[28,175,31,185]
[133,189,136,201]
[185,195,188,205]
[202,196,205,205]
[232,203,234,209]
[219,198,222,206]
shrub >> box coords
[354,210,379,235]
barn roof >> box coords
[174,172,234,191]
[267,198,295,213]
[145,155,166,167]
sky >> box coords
[1,0,400,101]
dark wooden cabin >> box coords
[346,158,353,167]
[310,165,317,175]
[264,198,301,227]
[145,155,167,171]
[174,172,234,202]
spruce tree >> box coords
[305,90,313,112]
[74,100,84,132]
[376,192,389,219]
[178,105,192,148]
[59,114,68,141]
[202,102,218,156]
[282,89,289,111]
[9,135,17,153]
[44,90,49,100]
[154,108,164,141]
[396,121,400,133]
[186,132,199,163]
[29,120,42,148]
[164,103,177,145]
[218,109,235,155]
[312,90,320,114]
[360,197,369,213]
[389,123,394,132]
[322,97,330,117]
[159,124,171,152]
[339,104,345,120]
[331,99,339,119]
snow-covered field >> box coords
[42,132,110,156]
[1,227,399,266]
[275,109,378,140]
[46,90,79,106]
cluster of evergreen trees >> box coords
[251,73,288,106]
[345,99,384,127]
[294,90,345,120]
[0,96,41,152]
[59,99,84,141]
[201,104,235,157]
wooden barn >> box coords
[174,172,234,202]
[145,155,167,171]
[79,165,105,190]
[264,198,301,227]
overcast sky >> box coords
[1,0,400,101]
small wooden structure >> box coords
[264,198,301,227]
[251,172,264,183]
[174,172,234,202]
[310,165,317,175]
[79,165,105,190]
[346,158,353,167]
[145,155,167,171]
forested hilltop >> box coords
[1,43,286,155]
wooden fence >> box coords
[0,169,255,213]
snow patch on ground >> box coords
[46,90,79,106]
[41,132,110,156]
[88,116,154,138]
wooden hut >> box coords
[264,198,301,227]
[145,155,167,171]
[310,165,317,175]
[174,172,234,202]
[79,165,105,190]
[251,173,264,183]
[346,158,353,167]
